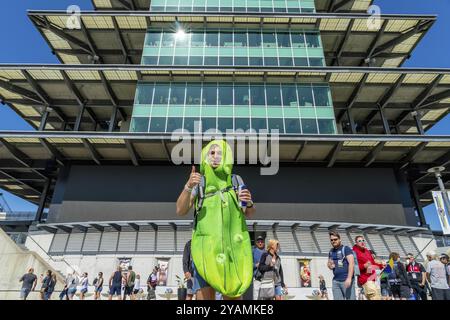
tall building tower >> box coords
[0,1,449,297]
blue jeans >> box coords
[44,291,53,300]
[332,279,356,300]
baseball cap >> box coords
[256,236,264,241]
[440,253,449,260]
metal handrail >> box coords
[25,235,77,277]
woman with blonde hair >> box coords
[257,239,287,300]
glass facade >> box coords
[150,0,316,13]
[130,0,337,135]
[130,82,336,134]
[143,29,325,67]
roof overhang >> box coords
[0,65,448,134]
[28,11,435,67]
[91,0,375,13]
[0,131,450,204]
[36,218,430,236]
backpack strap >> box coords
[193,176,206,230]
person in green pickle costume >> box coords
[176,140,256,300]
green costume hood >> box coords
[191,140,253,298]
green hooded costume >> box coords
[191,140,253,298]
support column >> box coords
[347,109,356,134]
[36,178,52,222]
[39,107,50,131]
[379,106,391,134]
[412,111,425,135]
[74,105,86,131]
[409,181,427,227]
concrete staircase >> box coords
[0,228,65,300]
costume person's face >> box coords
[207,145,222,168]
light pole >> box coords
[427,166,450,222]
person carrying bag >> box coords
[257,239,287,300]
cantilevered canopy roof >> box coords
[0,132,449,205]
[28,11,435,67]
[91,0,374,13]
[0,65,448,135]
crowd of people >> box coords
[326,231,450,300]
[18,232,450,300]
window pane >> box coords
[249,57,263,66]
[189,56,203,65]
[277,32,291,48]
[281,85,298,107]
[153,85,170,105]
[262,32,277,48]
[305,33,320,48]
[248,32,262,47]
[184,117,200,132]
[291,33,306,48]
[219,32,233,47]
[149,117,167,132]
[202,84,217,106]
[252,118,267,131]
[205,32,218,47]
[301,119,318,133]
[218,85,233,106]
[204,56,218,65]
[161,32,174,47]
[313,87,331,107]
[234,85,249,106]
[146,32,161,47]
[202,118,217,132]
[173,56,188,65]
[234,57,248,66]
[309,58,324,66]
[266,85,282,106]
[218,118,233,132]
[297,86,314,107]
[268,118,284,133]
[191,32,204,47]
[318,119,335,134]
[234,32,247,47]
[136,84,154,105]
[131,118,149,132]
[285,118,301,133]
[169,84,185,105]
[264,57,278,66]
[143,56,158,65]
[186,84,202,105]
[279,57,293,66]
[159,56,172,65]
[235,118,250,131]
[250,85,265,106]
[167,117,183,132]
[219,56,233,65]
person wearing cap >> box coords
[252,236,266,300]
[426,251,450,300]
[406,253,427,300]
[439,253,450,286]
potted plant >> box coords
[176,275,187,300]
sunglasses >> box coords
[330,238,339,242]
[357,239,365,243]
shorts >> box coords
[109,285,121,296]
[391,284,410,299]
[43,291,53,300]
[20,288,31,299]
[186,279,194,295]
[67,287,77,296]
[80,288,88,294]
[275,285,283,296]
[192,261,210,293]
[380,284,391,297]
[95,286,103,293]
[125,286,134,296]
[320,289,328,294]
[133,289,140,295]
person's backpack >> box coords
[194,174,243,229]
[328,246,360,277]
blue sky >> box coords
[0,1,449,230]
